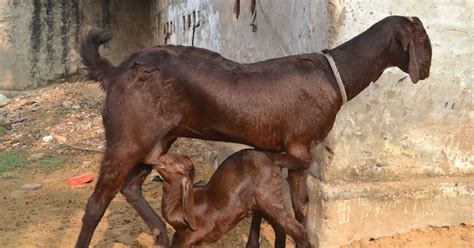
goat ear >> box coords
[396,28,411,52]
[408,40,420,83]
[396,27,420,84]
[181,177,197,231]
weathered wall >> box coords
[0,0,82,91]
[308,176,474,247]
[307,0,473,247]
[313,0,474,183]
[0,0,151,92]
[154,0,329,61]
[82,0,152,65]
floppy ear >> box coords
[408,40,420,83]
[181,177,197,231]
[396,26,420,84]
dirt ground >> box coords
[0,82,472,248]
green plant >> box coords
[0,119,6,136]
[0,151,30,172]
[35,155,65,169]
[0,151,65,173]
[54,109,72,118]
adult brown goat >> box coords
[156,151,310,247]
[76,16,431,247]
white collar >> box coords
[323,52,348,105]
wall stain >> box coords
[60,0,70,77]
[101,0,112,28]
[30,0,42,84]
[45,0,54,75]
[71,0,82,46]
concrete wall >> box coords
[308,0,473,247]
[82,0,152,65]
[153,0,329,61]
[0,0,151,93]
[0,0,82,91]
[317,0,473,183]
[154,0,473,247]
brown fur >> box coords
[156,151,310,247]
[76,16,432,247]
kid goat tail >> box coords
[80,29,114,88]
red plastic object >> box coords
[68,172,95,186]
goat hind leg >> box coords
[247,212,287,248]
[121,137,175,247]
[258,200,310,248]
[266,216,287,248]
[246,212,262,248]
[120,163,170,247]
[76,152,139,248]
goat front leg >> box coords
[287,145,311,248]
[120,163,170,247]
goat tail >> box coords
[270,153,309,171]
[80,29,114,87]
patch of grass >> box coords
[35,155,65,169]
[0,151,65,173]
[54,109,71,117]
[0,151,30,172]
[0,118,6,136]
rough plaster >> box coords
[0,0,82,91]
[81,0,152,65]
[318,0,473,182]
[306,1,474,246]
[154,0,329,61]
[0,0,152,91]
[308,176,474,247]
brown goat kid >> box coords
[156,151,310,247]
[76,16,431,247]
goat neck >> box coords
[327,20,398,101]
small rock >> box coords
[62,100,73,108]
[42,135,53,143]
[0,94,10,107]
[80,124,91,130]
[28,153,45,161]
[21,184,42,190]
[72,104,80,109]
[81,161,91,167]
